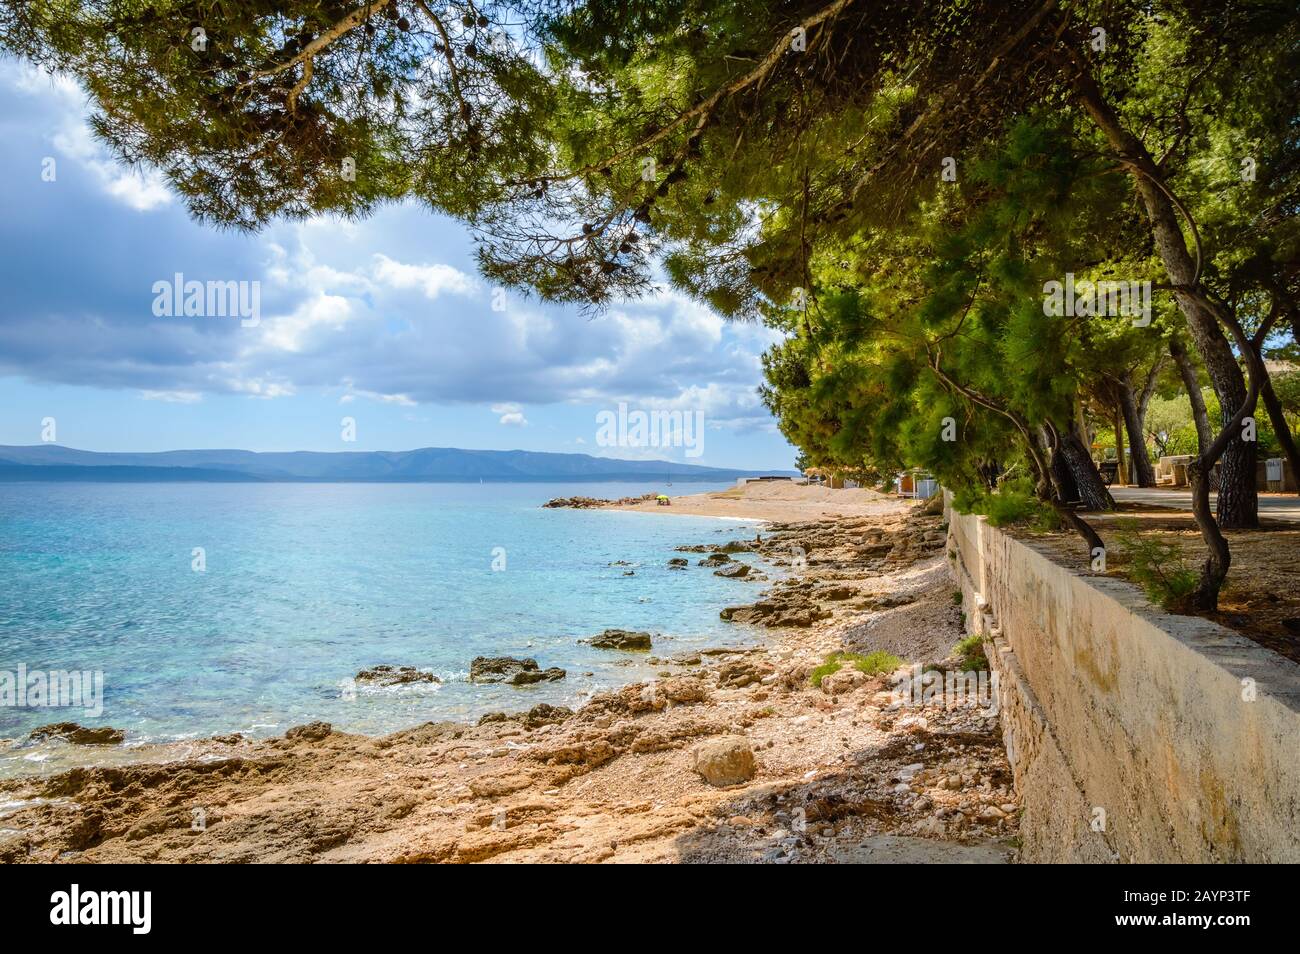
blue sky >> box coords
[0,61,799,471]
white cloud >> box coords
[13,65,173,212]
[258,294,354,353]
[226,377,296,399]
[372,255,475,299]
[139,389,202,404]
[493,403,528,426]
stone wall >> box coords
[945,497,1300,863]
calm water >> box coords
[0,482,767,765]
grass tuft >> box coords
[953,633,987,672]
[810,649,903,686]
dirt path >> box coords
[0,485,1017,864]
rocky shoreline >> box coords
[0,491,1018,864]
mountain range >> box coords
[0,445,795,483]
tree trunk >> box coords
[1187,456,1231,610]
[1261,375,1300,496]
[1070,68,1258,528]
[1112,405,1127,485]
[1119,373,1157,487]
[1169,336,1214,453]
[1057,425,1115,511]
[1044,426,1080,503]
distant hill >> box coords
[0,445,796,483]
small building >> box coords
[896,469,938,499]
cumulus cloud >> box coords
[372,255,475,298]
[13,65,172,212]
[0,66,783,439]
[491,402,528,426]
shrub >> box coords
[809,649,904,686]
[1113,521,1199,613]
[846,649,903,675]
[952,477,1060,531]
[808,659,842,687]
[954,633,987,671]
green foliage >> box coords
[809,649,903,686]
[953,634,987,673]
[808,658,841,688]
[952,477,1060,531]
[843,650,903,676]
[4,0,1296,510]
[1113,521,1200,614]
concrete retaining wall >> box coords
[945,498,1300,863]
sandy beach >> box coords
[612,480,905,523]
[0,482,1017,864]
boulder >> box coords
[667,557,689,569]
[693,736,756,786]
[588,629,653,651]
[698,552,733,567]
[718,540,755,553]
[284,721,332,742]
[713,562,751,579]
[717,659,772,688]
[27,722,125,746]
[509,665,567,685]
[521,703,573,727]
[470,656,565,685]
[355,664,440,686]
[821,667,868,696]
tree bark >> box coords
[1119,373,1157,486]
[1044,426,1079,503]
[1057,424,1115,511]
[1169,336,1214,453]
[1112,405,1127,485]
[1069,67,1258,528]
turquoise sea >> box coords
[0,482,767,770]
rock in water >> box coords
[718,540,754,553]
[509,666,566,685]
[693,736,756,786]
[668,558,689,569]
[698,552,732,566]
[470,656,567,685]
[713,562,751,578]
[355,665,440,686]
[588,629,653,651]
[27,722,125,746]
